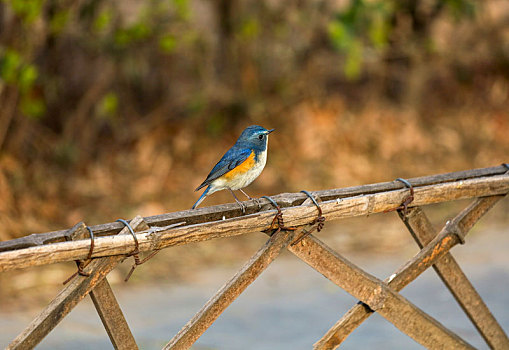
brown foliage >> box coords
[0,0,508,240]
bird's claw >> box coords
[252,197,262,210]
[239,201,247,214]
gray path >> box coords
[1,227,508,349]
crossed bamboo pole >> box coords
[313,196,509,349]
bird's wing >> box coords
[195,147,252,191]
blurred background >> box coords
[1,0,509,348]
[1,0,508,238]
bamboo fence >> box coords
[1,164,508,349]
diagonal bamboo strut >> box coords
[3,165,506,253]
[6,216,148,350]
[400,206,509,349]
[67,222,138,350]
[1,174,508,273]
[164,226,299,350]
[313,195,505,350]
[89,279,138,350]
[288,233,475,349]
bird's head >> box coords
[237,125,275,148]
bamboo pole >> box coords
[288,234,475,349]
[401,207,509,349]
[67,223,139,350]
[0,174,508,273]
[164,227,298,349]
[2,165,507,252]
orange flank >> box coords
[222,151,256,180]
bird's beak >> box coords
[266,129,275,134]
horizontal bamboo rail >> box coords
[1,165,507,253]
[1,173,508,273]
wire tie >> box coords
[384,177,414,218]
[62,226,95,285]
[292,190,326,246]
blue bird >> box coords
[192,125,275,211]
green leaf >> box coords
[19,64,38,92]
[344,40,363,80]
[114,29,131,47]
[20,94,45,119]
[240,18,260,40]
[369,13,390,49]
[93,9,112,33]
[159,34,177,53]
[328,21,351,50]
[130,22,151,40]
[446,0,476,19]
[114,22,152,47]
[173,0,190,20]
[1,49,22,83]
[50,9,69,34]
[8,0,45,24]
[99,92,118,117]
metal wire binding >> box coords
[116,219,142,282]
[116,219,162,282]
[62,226,95,285]
[292,190,326,246]
[261,196,296,236]
[384,178,414,218]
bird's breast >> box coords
[222,151,256,181]
[213,149,267,190]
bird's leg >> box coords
[229,189,246,213]
[239,188,261,209]
[238,188,254,200]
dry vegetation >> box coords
[0,1,508,250]
[1,101,507,242]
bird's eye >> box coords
[258,134,264,140]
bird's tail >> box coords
[192,186,210,210]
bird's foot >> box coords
[229,188,248,214]
[238,201,247,214]
[251,197,262,210]
[238,188,261,210]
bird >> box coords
[192,125,275,211]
